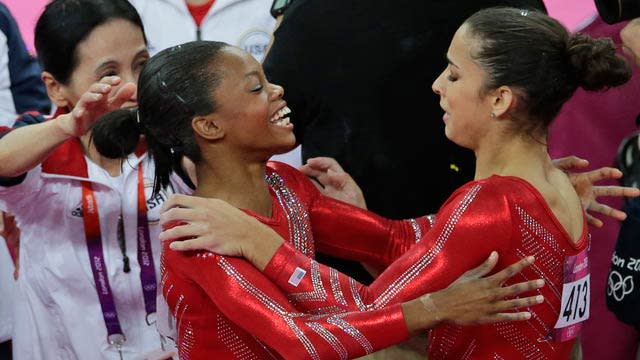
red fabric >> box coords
[186,0,215,27]
[548,18,640,360]
[265,175,589,359]
[160,162,432,359]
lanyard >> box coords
[136,164,158,324]
[81,165,158,354]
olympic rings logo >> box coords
[607,271,635,301]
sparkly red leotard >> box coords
[161,162,433,359]
[266,172,589,359]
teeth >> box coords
[269,106,292,126]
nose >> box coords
[432,69,446,96]
[269,83,284,100]
[120,71,138,104]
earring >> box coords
[490,112,496,118]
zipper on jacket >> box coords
[196,27,201,41]
[117,214,131,273]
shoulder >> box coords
[267,160,319,198]
[437,177,524,230]
[442,176,519,208]
[267,160,305,184]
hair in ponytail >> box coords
[92,108,141,159]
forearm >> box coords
[0,116,74,177]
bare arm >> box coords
[0,77,135,177]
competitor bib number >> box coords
[557,275,590,327]
[552,248,590,342]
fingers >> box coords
[586,213,604,228]
[99,76,122,86]
[108,82,137,109]
[305,157,345,172]
[168,237,207,252]
[89,82,114,95]
[159,206,200,226]
[491,295,544,316]
[160,193,201,212]
[461,251,498,280]
[480,311,532,324]
[489,256,534,284]
[582,167,623,184]
[592,185,640,198]
[587,202,628,221]
[301,164,351,191]
[158,222,201,242]
[73,90,108,119]
[497,279,545,298]
[299,164,326,180]
[552,156,589,171]
[323,168,349,190]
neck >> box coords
[186,0,211,5]
[79,133,123,177]
[474,130,553,181]
[193,154,272,217]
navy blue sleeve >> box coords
[0,3,51,115]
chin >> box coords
[272,142,297,155]
[444,129,468,149]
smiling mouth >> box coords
[269,106,292,127]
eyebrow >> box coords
[244,70,260,79]
[445,54,459,69]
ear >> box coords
[192,114,224,140]
[489,85,515,119]
[41,71,72,109]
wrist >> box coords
[402,295,443,332]
[244,222,284,271]
[53,113,79,138]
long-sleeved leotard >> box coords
[265,172,589,359]
[161,162,433,359]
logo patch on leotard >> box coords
[288,267,307,287]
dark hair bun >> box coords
[566,33,631,91]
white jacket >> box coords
[0,139,191,360]
[129,0,276,61]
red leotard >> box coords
[161,162,432,359]
[266,173,588,359]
